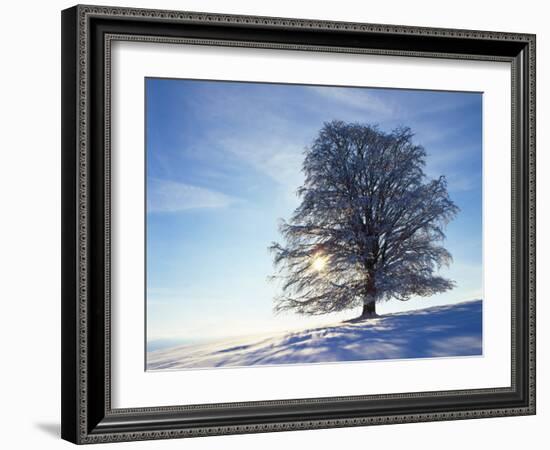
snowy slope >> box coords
[147,299,482,371]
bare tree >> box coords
[270,120,459,318]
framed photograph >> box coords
[61,5,536,444]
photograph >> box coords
[144,78,483,371]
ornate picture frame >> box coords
[61,4,536,444]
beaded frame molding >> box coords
[61,4,536,444]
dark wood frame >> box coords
[61,4,536,444]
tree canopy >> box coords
[270,120,459,316]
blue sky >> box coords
[145,78,482,345]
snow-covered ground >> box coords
[147,299,482,371]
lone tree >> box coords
[270,120,458,318]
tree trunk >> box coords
[361,300,376,317]
[360,271,377,318]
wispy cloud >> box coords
[425,146,481,193]
[444,172,480,192]
[148,178,237,213]
[218,136,305,190]
[306,86,396,117]
[173,84,313,196]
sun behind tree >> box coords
[270,120,459,318]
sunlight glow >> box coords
[311,254,328,272]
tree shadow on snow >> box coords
[147,300,482,370]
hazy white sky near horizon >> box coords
[145,78,483,344]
